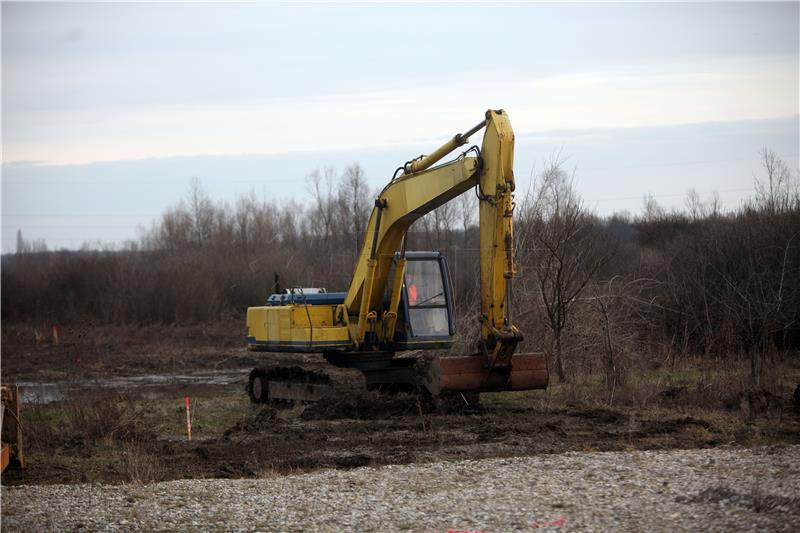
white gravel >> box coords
[3,446,799,532]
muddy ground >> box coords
[2,323,799,486]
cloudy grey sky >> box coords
[2,2,799,251]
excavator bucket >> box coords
[423,353,548,396]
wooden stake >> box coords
[185,396,192,441]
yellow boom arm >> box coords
[344,109,522,365]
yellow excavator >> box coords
[246,109,548,403]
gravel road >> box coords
[3,446,799,532]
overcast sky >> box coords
[2,2,799,252]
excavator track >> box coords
[247,357,479,416]
[248,364,367,406]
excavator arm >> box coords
[345,110,533,375]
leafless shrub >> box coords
[589,277,664,404]
[120,439,164,484]
[65,393,140,442]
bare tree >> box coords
[517,158,614,382]
[685,189,723,222]
[337,163,371,259]
[642,193,665,222]
[415,212,434,249]
[458,191,477,247]
[432,201,456,250]
[187,177,214,247]
[755,147,799,215]
[15,229,26,255]
[306,166,337,244]
[234,191,258,252]
[157,204,192,250]
[685,189,704,222]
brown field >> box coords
[2,322,799,486]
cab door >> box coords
[395,252,455,350]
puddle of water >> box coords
[17,368,250,404]
[16,382,69,404]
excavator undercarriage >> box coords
[248,353,420,405]
[247,350,548,406]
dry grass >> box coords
[539,350,799,421]
[64,393,147,443]
[120,440,165,484]
[22,390,162,484]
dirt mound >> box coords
[298,389,485,420]
[223,407,278,435]
[722,388,788,416]
[657,385,687,401]
[566,407,628,424]
[300,392,422,420]
[634,416,714,436]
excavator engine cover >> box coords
[424,353,548,396]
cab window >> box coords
[404,259,448,336]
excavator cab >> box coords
[394,252,455,350]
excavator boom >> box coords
[342,110,546,393]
